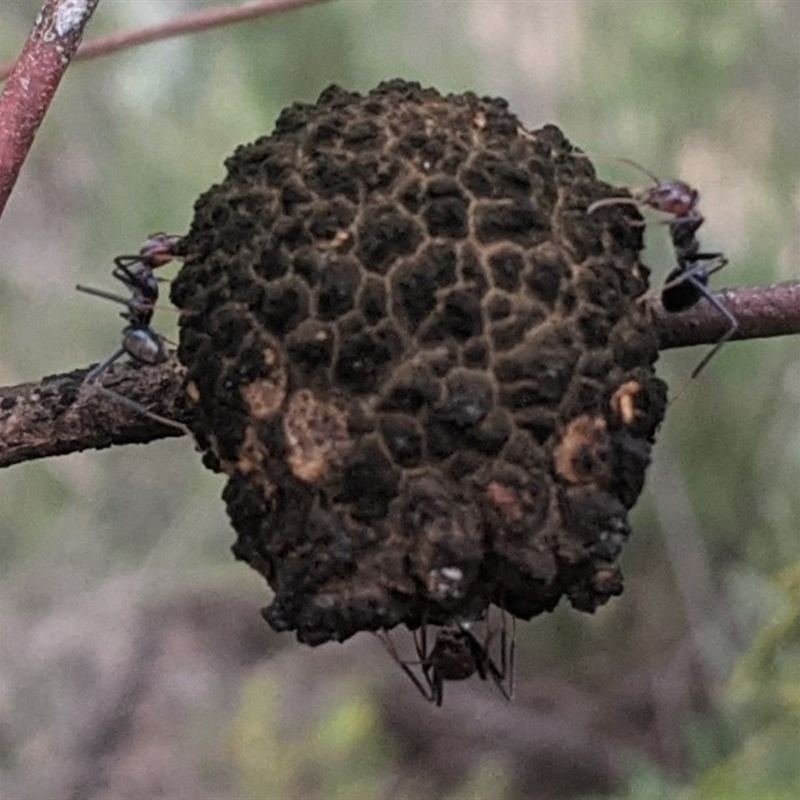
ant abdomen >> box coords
[661,266,703,313]
[122,327,169,365]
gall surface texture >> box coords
[171,80,667,644]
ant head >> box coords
[638,180,698,218]
[140,233,183,268]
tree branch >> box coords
[0,0,331,82]
[0,359,187,468]
[0,0,101,216]
[650,280,800,350]
[2,281,798,469]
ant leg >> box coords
[486,608,514,699]
[414,624,443,704]
[667,269,738,379]
[661,254,727,293]
[112,261,143,285]
[76,284,148,312]
[111,262,170,291]
[686,280,738,378]
[505,613,516,698]
[375,631,434,703]
[482,613,513,701]
[458,621,510,701]
[702,256,728,279]
[87,383,188,433]
[77,283,176,316]
[82,349,188,433]
[113,254,146,271]
[415,625,434,683]
[83,346,126,384]
[432,673,444,707]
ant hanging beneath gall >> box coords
[75,233,188,433]
[588,157,738,378]
[377,608,515,706]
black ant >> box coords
[377,608,515,706]
[588,157,738,377]
[75,233,187,432]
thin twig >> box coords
[1,281,798,469]
[649,280,800,350]
[0,0,101,216]
[0,0,331,82]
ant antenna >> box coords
[582,154,660,216]
[585,154,663,186]
[587,157,699,222]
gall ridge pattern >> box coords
[171,80,667,645]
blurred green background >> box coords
[1,1,798,799]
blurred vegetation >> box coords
[232,669,516,800]
[588,563,800,800]
[1,1,797,799]
[232,674,391,800]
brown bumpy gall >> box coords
[171,80,667,645]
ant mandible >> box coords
[588,157,738,378]
[377,608,515,706]
[75,233,188,432]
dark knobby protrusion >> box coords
[171,81,667,663]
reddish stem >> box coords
[0,0,330,81]
[0,0,101,217]
[650,281,800,349]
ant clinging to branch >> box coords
[75,233,188,433]
[588,157,738,378]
